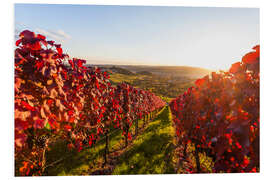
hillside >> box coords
[86,64,212,99]
[90,64,212,79]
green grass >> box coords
[45,127,124,175]
[159,95,173,103]
[43,105,213,175]
[109,73,139,84]
[44,106,176,175]
[44,112,151,175]
[112,106,176,174]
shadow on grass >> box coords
[44,106,174,175]
[112,106,176,175]
[45,129,123,176]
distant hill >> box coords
[136,71,152,75]
[85,64,213,98]
[86,64,134,75]
[109,66,135,75]
[86,64,212,79]
[121,65,212,79]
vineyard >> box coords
[14,30,259,175]
[170,45,259,173]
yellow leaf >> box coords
[47,79,53,85]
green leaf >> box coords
[45,122,51,130]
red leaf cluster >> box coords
[170,45,259,173]
[14,30,165,176]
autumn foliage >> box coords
[14,30,165,176]
[14,29,259,175]
[170,45,259,173]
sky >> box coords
[14,4,259,71]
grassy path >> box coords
[112,106,176,174]
[45,106,176,175]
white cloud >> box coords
[14,21,31,40]
[14,22,71,43]
[56,29,71,39]
[14,29,20,39]
[35,28,71,43]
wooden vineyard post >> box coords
[183,142,187,158]
[194,143,201,172]
[123,119,129,148]
[135,117,138,136]
[143,115,146,128]
[103,130,109,166]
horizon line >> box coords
[84,62,218,71]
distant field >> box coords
[90,64,212,79]
[90,64,211,99]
